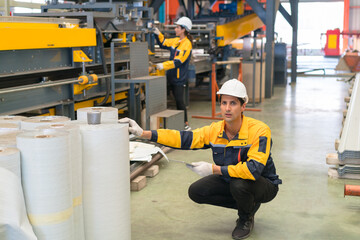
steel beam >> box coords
[188,0,195,19]
[265,0,279,98]
[149,0,165,14]
[178,0,189,17]
[290,0,298,84]
[245,0,266,24]
[279,3,293,26]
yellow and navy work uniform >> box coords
[155,32,192,85]
[150,115,282,185]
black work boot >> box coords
[231,216,254,240]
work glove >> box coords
[187,161,213,177]
[156,63,164,70]
[118,117,143,136]
[153,27,160,36]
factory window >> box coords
[10,0,64,14]
[275,2,344,56]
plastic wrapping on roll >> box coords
[21,116,70,130]
[0,168,37,240]
[0,130,22,147]
[77,107,118,123]
[0,115,27,127]
[17,130,74,240]
[80,123,130,240]
[37,123,84,240]
[0,122,19,135]
[0,146,21,178]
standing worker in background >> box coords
[153,17,193,130]
[120,79,282,239]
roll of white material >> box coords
[0,147,21,178]
[21,116,70,130]
[0,122,19,135]
[77,107,118,123]
[0,131,22,147]
[0,168,37,240]
[17,130,74,240]
[37,124,84,240]
[0,115,27,127]
[80,123,130,240]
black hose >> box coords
[94,22,111,106]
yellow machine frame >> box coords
[0,21,96,51]
[216,13,264,47]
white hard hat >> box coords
[216,79,248,104]
[174,17,192,31]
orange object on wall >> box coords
[324,28,341,56]
[166,0,180,24]
[211,0,225,12]
[244,0,266,11]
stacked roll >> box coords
[0,131,22,147]
[0,115,27,127]
[38,123,84,240]
[0,123,20,147]
[21,116,70,130]
[77,107,118,123]
[0,168,37,240]
[17,130,74,240]
[80,123,130,240]
[0,146,21,178]
[0,122,19,135]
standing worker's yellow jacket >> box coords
[155,32,192,85]
[150,115,282,185]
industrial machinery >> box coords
[0,0,270,117]
[0,0,155,118]
[151,0,265,93]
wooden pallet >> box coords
[130,165,160,191]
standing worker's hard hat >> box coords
[217,79,248,104]
[174,17,192,31]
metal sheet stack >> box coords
[327,73,360,179]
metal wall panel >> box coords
[144,76,167,120]
[129,42,149,78]
[349,0,360,31]
[0,48,72,74]
[0,84,73,115]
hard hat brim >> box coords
[216,91,249,104]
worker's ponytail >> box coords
[185,31,193,47]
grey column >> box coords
[4,0,10,16]
[290,0,298,84]
[187,0,195,19]
[265,0,277,98]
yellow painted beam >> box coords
[74,92,128,111]
[0,22,78,29]
[216,13,264,47]
[0,27,96,50]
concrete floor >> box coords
[131,75,360,239]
